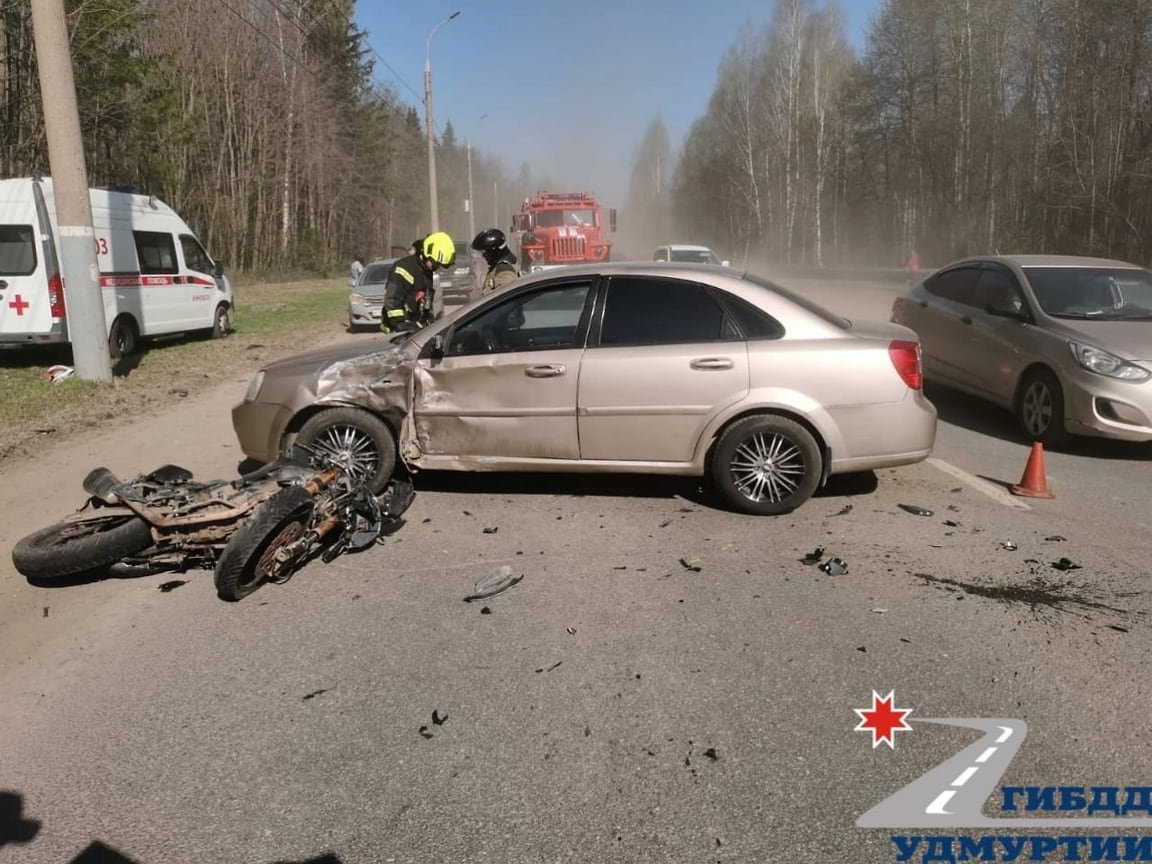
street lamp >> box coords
[424,10,459,233]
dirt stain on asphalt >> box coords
[913,573,1132,620]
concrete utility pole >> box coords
[30,0,111,382]
[466,139,475,242]
[494,180,499,229]
[424,11,459,234]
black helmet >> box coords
[472,228,507,254]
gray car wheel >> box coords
[711,414,822,516]
[288,407,397,495]
[1016,368,1068,446]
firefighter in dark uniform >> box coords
[380,231,456,333]
[471,227,521,297]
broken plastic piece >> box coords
[870,608,889,614]
[833,504,853,516]
[679,556,703,572]
[801,547,825,565]
[1045,535,1067,542]
[483,526,498,534]
[1000,540,1018,551]
[898,504,934,517]
[464,565,523,602]
[1051,557,1081,571]
[566,627,576,635]
[157,579,188,592]
[432,709,447,726]
[45,364,74,384]
[819,557,848,575]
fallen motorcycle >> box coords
[11,450,415,601]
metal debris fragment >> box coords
[680,556,703,572]
[1052,557,1081,571]
[1001,540,1018,551]
[1045,535,1067,542]
[158,580,188,592]
[833,504,853,516]
[819,557,848,575]
[898,504,934,517]
[801,547,825,565]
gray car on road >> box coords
[893,254,1152,445]
[347,257,397,331]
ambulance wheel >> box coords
[109,315,139,360]
[212,304,233,339]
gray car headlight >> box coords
[1068,341,1151,381]
[245,370,265,402]
[349,292,365,305]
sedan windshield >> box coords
[670,249,721,264]
[1024,267,1152,319]
[360,263,393,285]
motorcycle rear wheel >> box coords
[214,485,315,601]
[12,514,154,581]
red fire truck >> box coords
[509,191,616,273]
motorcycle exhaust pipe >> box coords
[82,467,143,505]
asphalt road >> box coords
[1,276,1150,864]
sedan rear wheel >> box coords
[287,407,397,495]
[711,415,822,515]
[1016,368,1069,447]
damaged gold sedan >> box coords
[232,262,937,515]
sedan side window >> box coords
[598,276,736,346]
[446,281,592,356]
[925,267,981,307]
[974,268,1025,315]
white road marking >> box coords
[926,458,1032,510]
[996,726,1013,743]
[976,747,997,763]
[952,767,979,787]
[926,790,957,814]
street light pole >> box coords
[29,0,111,383]
[466,138,475,242]
[424,10,459,234]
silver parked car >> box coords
[235,262,936,516]
[347,257,397,331]
[893,254,1152,444]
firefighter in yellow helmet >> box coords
[380,232,456,333]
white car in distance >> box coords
[652,244,730,267]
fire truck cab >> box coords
[510,191,616,273]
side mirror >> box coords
[985,302,1025,321]
[429,333,445,359]
[609,209,617,233]
[212,260,225,278]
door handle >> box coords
[690,357,734,371]
[918,300,928,308]
[525,364,565,378]
[960,315,973,325]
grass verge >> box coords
[0,278,357,463]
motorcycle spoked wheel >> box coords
[11,513,154,581]
[213,485,316,602]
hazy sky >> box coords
[353,0,882,212]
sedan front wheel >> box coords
[711,414,822,515]
[287,407,397,495]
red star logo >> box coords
[854,690,913,749]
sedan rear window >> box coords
[600,276,730,345]
[0,225,37,276]
[361,263,393,284]
[741,272,850,329]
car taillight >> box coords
[48,273,66,318]
[889,339,922,390]
[891,297,905,323]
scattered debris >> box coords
[418,726,433,740]
[944,520,961,528]
[833,504,853,516]
[898,504,934,517]
[1000,540,1018,551]
[432,709,447,726]
[42,606,48,618]
[158,579,188,592]
[899,637,912,643]
[566,627,576,635]
[613,565,628,571]
[536,661,563,673]
[169,388,188,398]
[801,547,825,565]
[422,518,432,524]
[302,689,329,701]
[33,427,56,435]
[245,344,265,350]
[680,556,703,572]
[1045,535,1067,542]
[482,526,498,534]
[819,557,848,576]
[45,364,74,384]
[1052,557,1081,572]
[704,747,719,761]
[658,520,672,528]
[871,608,889,614]
[857,646,867,653]
[480,606,491,615]
[462,510,473,517]
[1110,625,1130,633]
[950,487,962,493]
[464,565,523,602]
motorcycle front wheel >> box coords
[214,485,315,601]
[12,514,154,581]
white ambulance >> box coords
[0,175,234,356]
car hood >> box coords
[1043,319,1152,362]
[351,284,386,297]
[262,337,410,378]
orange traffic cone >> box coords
[1010,442,1055,499]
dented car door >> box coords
[412,278,596,460]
